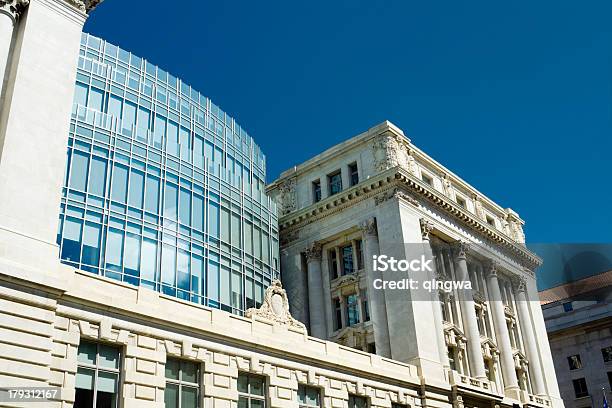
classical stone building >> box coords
[0,2,455,408]
[540,270,612,408]
[267,122,563,408]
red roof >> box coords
[539,270,612,305]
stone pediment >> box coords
[444,324,467,348]
[245,280,307,334]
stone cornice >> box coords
[278,167,542,270]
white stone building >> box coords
[540,270,612,408]
[268,122,563,408]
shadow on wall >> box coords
[529,243,612,290]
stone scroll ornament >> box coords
[245,279,307,334]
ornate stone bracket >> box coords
[245,280,307,334]
[0,0,29,21]
[419,218,434,240]
[304,243,322,263]
[63,0,104,13]
[359,217,377,237]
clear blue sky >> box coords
[85,1,612,247]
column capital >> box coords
[511,275,527,294]
[0,0,29,22]
[484,260,499,278]
[451,240,470,260]
[419,218,434,240]
[359,217,377,237]
[304,243,322,262]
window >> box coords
[165,358,200,408]
[361,290,370,322]
[447,347,457,371]
[484,359,494,381]
[328,171,342,196]
[341,245,354,275]
[346,294,360,326]
[74,340,121,408]
[348,162,359,186]
[333,298,342,331]
[330,249,339,279]
[238,373,266,408]
[608,372,612,391]
[298,385,320,408]
[367,343,376,354]
[568,354,582,370]
[313,180,321,203]
[421,173,433,186]
[355,239,363,270]
[563,302,574,312]
[348,395,368,408]
[602,346,612,362]
[456,196,466,209]
[486,216,495,226]
[572,378,589,398]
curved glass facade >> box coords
[57,33,279,314]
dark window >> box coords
[164,358,200,408]
[333,298,342,331]
[355,239,363,270]
[313,180,321,203]
[568,354,583,370]
[602,346,612,363]
[608,372,612,391]
[74,340,121,408]
[328,171,342,196]
[563,302,574,312]
[349,163,359,186]
[486,216,495,226]
[238,373,266,408]
[330,249,339,280]
[456,196,466,208]
[298,385,320,408]
[361,290,370,322]
[421,173,433,186]
[448,347,457,371]
[341,245,354,275]
[348,395,368,408]
[572,378,589,398]
[367,343,376,354]
[346,294,360,326]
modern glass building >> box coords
[56,33,279,315]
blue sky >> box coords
[85,1,612,251]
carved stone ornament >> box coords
[419,218,434,240]
[245,280,307,333]
[484,260,499,278]
[441,173,453,198]
[374,188,419,206]
[0,0,29,21]
[62,0,104,13]
[304,243,322,262]
[451,241,470,259]
[472,193,485,220]
[511,276,527,294]
[359,217,377,237]
[278,177,297,216]
[372,132,409,172]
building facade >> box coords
[267,122,563,408]
[540,270,612,408]
[58,33,279,314]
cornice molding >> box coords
[278,167,541,270]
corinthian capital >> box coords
[359,217,377,237]
[0,0,29,22]
[511,276,527,294]
[304,243,322,262]
[451,241,470,260]
[484,260,499,279]
[419,218,434,240]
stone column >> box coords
[0,1,28,100]
[359,218,391,357]
[305,243,326,339]
[514,277,546,396]
[451,241,486,379]
[420,219,450,368]
[339,296,347,328]
[485,261,520,398]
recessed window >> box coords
[313,180,321,203]
[367,343,376,354]
[348,162,359,186]
[330,249,339,279]
[602,346,612,362]
[608,372,612,390]
[298,385,320,408]
[456,196,466,209]
[563,302,574,312]
[486,216,495,226]
[348,395,368,408]
[572,378,589,398]
[328,171,342,196]
[341,245,354,275]
[165,358,200,408]
[568,354,583,370]
[238,373,267,408]
[346,294,360,326]
[75,340,121,408]
[333,298,342,331]
[421,173,433,186]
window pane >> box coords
[165,359,180,380]
[220,266,230,306]
[161,244,176,286]
[128,169,144,208]
[75,367,95,390]
[208,262,219,302]
[181,361,198,383]
[177,249,190,291]
[208,201,219,238]
[124,233,141,278]
[89,157,107,196]
[145,175,160,213]
[70,150,89,191]
[105,228,124,271]
[74,82,88,107]
[164,182,178,221]
[98,344,120,370]
[77,341,96,365]
[237,374,248,393]
[250,375,264,396]
[181,386,198,408]
[179,188,191,226]
[61,217,82,263]
[193,194,204,231]
[167,121,179,156]
[108,94,122,119]
[192,255,203,296]
[81,222,101,267]
[220,208,230,242]
[141,238,157,283]
[111,164,128,203]
[97,371,118,394]
[251,399,264,408]
[89,87,104,111]
[164,383,179,408]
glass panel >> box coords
[97,371,118,393]
[193,194,204,231]
[105,228,124,272]
[251,399,264,408]
[165,359,180,380]
[61,217,82,263]
[208,201,219,238]
[98,344,120,369]
[128,169,144,208]
[89,157,107,196]
[108,94,122,119]
[124,233,141,278]
[81,222,101,267]
[141,238,157,282]
[70,150,89,191]
[167,121,179,156]
[111,164,128,203]
[145,175,160,213]
[181,361,198,383]
[192,255,203,296]
[208,262,219,302]
[220,266,230,306]
[220,208,230,243]
[238,396,248,408]
[75,367,95,390]
[89,87,104,112]
[161,244,176,286]
[179,188,191,226]
[250,376,264,396]
[77,341,96,365]
[74,82,88,107]
[237,374,248,393]
[181,386,198,408]
[177,249,190,290]
[164,383,179,408]
[164,182,178,221]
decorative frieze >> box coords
[245,279,307,333]
[278,176,297,215]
